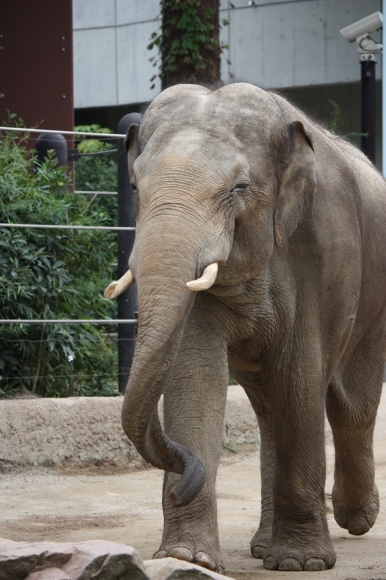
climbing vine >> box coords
[148,0,227,89]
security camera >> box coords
[340,11,383,43]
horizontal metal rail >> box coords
[69,149,118,160]
[0,126,126,138]
[0,223,135,232]
[74,190,117,195]
[0,319,137,325]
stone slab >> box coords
[0,539,238,580]
[144,557,236,579]
[0,538,149,580]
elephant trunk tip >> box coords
[169,450,206,507]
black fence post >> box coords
[360,57,376,165]
[117,113,141,394]
[36,133,68,167]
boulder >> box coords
[144,557,236,579]
[27,569,71,580]
[0,538,239,579]
[0,538,149,580]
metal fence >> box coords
[0,113,141,392]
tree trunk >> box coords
[161,0,221,90]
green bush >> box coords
[0,118,118,397]
[74,124,118,226]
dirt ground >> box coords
[1,387,386,580]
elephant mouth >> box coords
[105,261,220,300]
[208,282,247,297]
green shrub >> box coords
[0,118,118,397]
[74,124,118,226]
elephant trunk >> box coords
[121,216,209,506]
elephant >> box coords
[105,83,386,573]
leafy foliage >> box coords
[327,99,365,144]
[74,124,118,226]
[0,118,118,397]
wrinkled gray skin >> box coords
[121,83,386,573]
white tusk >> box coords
[186,262,218,292]
[104,269,135,299]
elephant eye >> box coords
[231,182,249,192]
[130,182,138,195]
[130,182,140,213]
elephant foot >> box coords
[153,545,224,574]
[250,526,272,559]
[332,483,379,536]
[263,534,336,571]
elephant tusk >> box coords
[104,269,135,299]
[186,262,218,292]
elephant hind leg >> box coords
[327,320,386,536]
[233,371,275,559]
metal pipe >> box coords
[69,149,118,161]
[74,191,118,195]
[383,0,386,176]
[36,133,68,167]
[0,319,137,325]
[117,112,141,394]
[361,57,376,164]
[0,126,125,138]
[0,223,135,231]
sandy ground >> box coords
[1,387,386,580]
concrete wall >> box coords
[73,0,382,109]
[221,0,382,89]
[73,0,161,108]
[0,388,258,470]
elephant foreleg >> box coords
[154,304,229,573]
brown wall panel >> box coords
[0,1,73,135]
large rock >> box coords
[27,568,71,579]
[144,557,236,579]
[0,538,149,580]
[0,539,238,580]
[0,387,258,470]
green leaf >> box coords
[0,117,118,397]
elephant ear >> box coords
[274,120,316,247]
[125,123,140,174]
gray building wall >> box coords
[73,0,161,108]
[73,0,382,108]
[73,0,383,167]
[221,0,382,88]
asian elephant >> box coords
[106,83,386,573]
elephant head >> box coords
[118,83,316,506]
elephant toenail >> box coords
[369,502,378,514]
[279,557,302,571]
[251,545,265,559]
[153,549,168,559]
[263,555,278,570]
[168,547,194,562]
[195,551,216,571]
[348,517,370,536]
[304,557,327,571]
